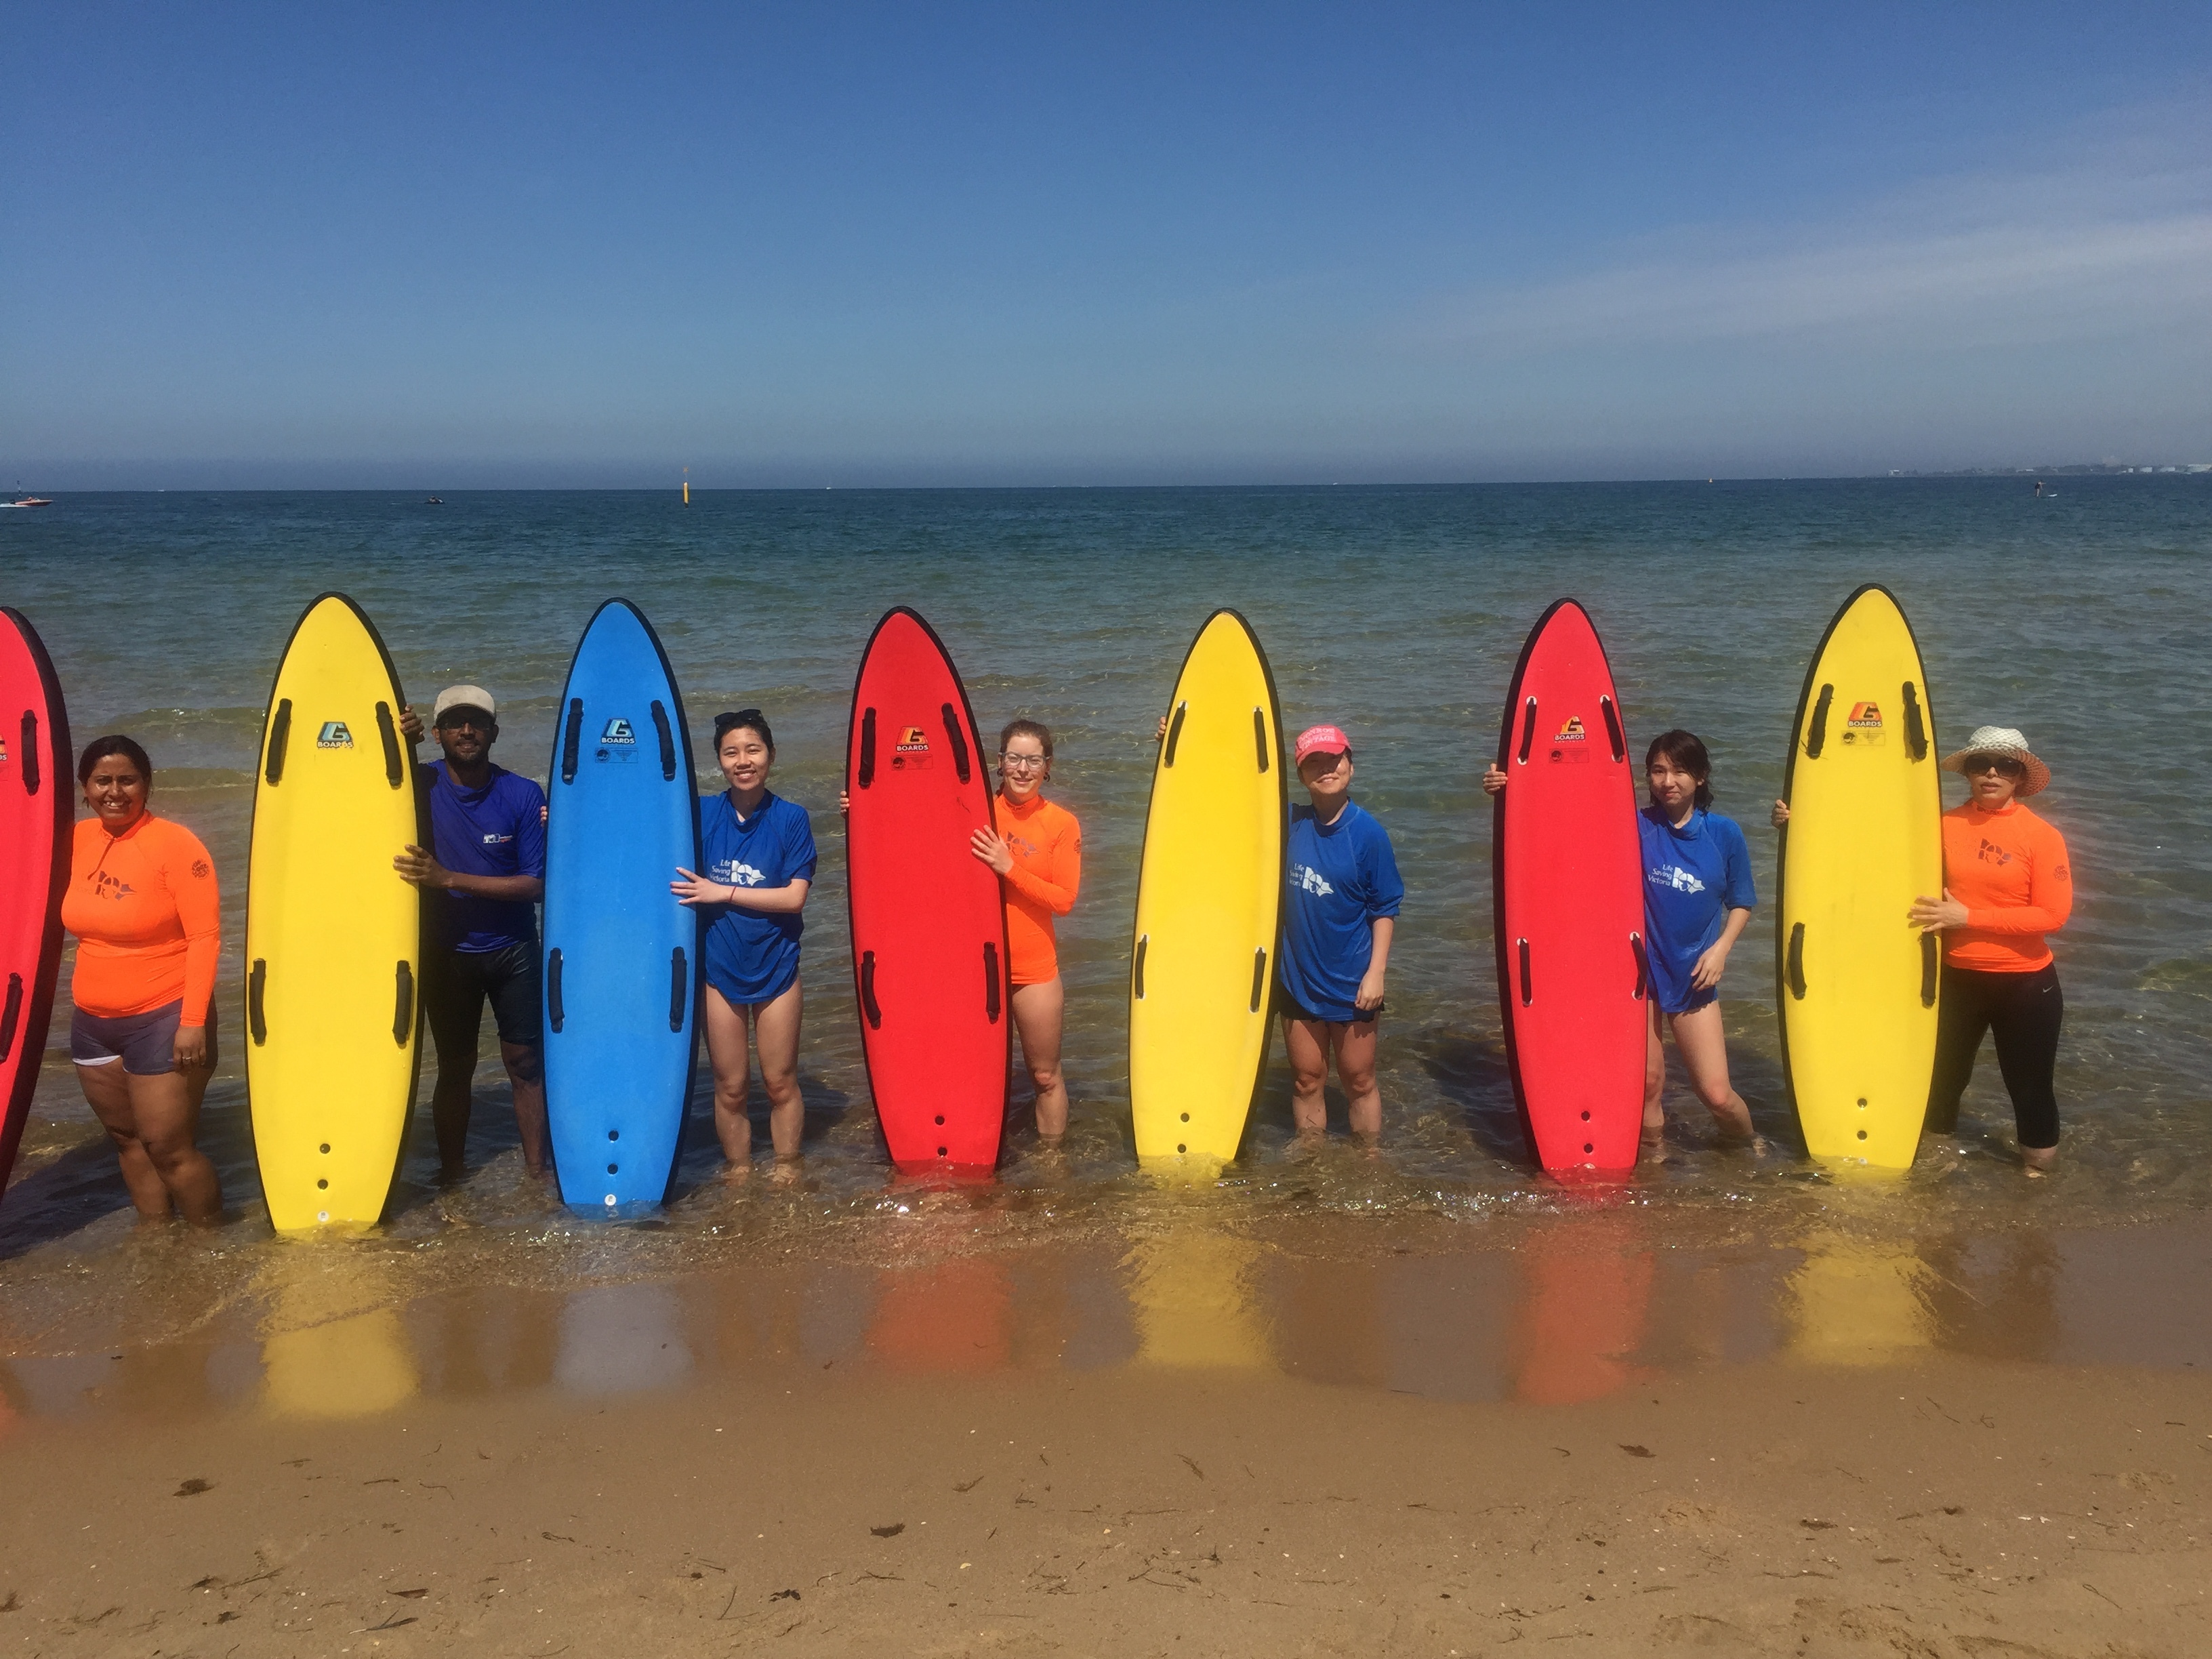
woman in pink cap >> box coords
[1279,724,1404,1143]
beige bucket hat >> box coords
[1940,724,2050,796]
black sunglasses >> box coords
[1964,755,2026,777]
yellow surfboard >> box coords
[1128,610,1285,1169]
[1776,584,1942,1171]
[245,594,423,1232]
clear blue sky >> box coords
[5,2,2207,485]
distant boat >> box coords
[3,493,52,508]
[424,496,443,504]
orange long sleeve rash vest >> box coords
[61,812,222,1025]
[1938,800,2072,972]
[991,791,1081,986]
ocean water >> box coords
[1,479,2208,1347]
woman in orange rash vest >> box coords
[1912,725,2074,1174]
[968,718,1082,1141]
[60,736,224,1221]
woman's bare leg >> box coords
[1010,978,1068,1139]
[80,1059,222,1223]
[77,1062,171,1218]
[1329,1019,1382,1141]
[750,979,805,1171]
[1666,1002,1755,1143]
[703,985,756,1172]
[1641,1003,1668,1155]
[1284,1015,1330,1139]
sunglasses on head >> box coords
[1965,755,2026,777]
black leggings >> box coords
[1926,962,2063,1149]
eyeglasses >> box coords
[1000,753,1049,771]
[1965,756,2026,777]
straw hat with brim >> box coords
[1940,725,2050,796]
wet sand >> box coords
[7,1213,2212,1656]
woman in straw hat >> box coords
[1911,726,2073,1172]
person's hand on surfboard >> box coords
[1481,765,1507,795]
[969,824,1014,876]
[670,867,731,907]
[397,705,425,745]
[1770,798,1790,827]
[1908,888,1970,933]
[393,843,451,888]
[1155,714,1168,742]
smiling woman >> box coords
[1917,726,2074,1173]
[60,734,224,1224]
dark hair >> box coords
[713,708,774,755]
[77,734,154,788]
[1645,729,1713,809]
[999,718,1053,759]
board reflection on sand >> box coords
[255,1245,419,1419]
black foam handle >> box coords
[1132,935,1147,1000]
[670,947,689,1031]
[0,972,21,1061]
[1805,685,1835,758]
[857,707,877,788]
[1517,697,1538,764]
[983,942,1001,1023]
[18,711,37,795]
[651,699,676,781]
[1786,922,1807,999]
[392,961,415,1045]
[561,698,584,783]
[375,701,403,788]
[941,703,971,784]
[264,699,293,785]
[248,959,267,1044]
[547,949,565,1033]
[1630,932,1649,1001]
[860,950,882,1029]
[1920,932,1939,1008]
[1601,695,1625,762]
[1903,680,1928,761]
[1163,702,1187,767]
[1249,948,1267,1015]
[1252,708,1270,773]
[1517,938,1532,1006]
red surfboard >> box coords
[0,609,73,1202]
[844,608,1009,1174]
[1493,600,1646,1176]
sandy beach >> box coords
[7,1210,2211,1657]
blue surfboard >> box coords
[542,599,701,1213]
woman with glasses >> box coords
[969,719,1082,1141]
[1916,727,2072,1172]
[672,710,817,1181]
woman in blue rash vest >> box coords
[1487,729,1757,1156]
[670,710,817,1183]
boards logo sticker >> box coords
[316,720,354,749]
[600,717,637,744]
[1555,716,1587,741]
[1842,700,1885,746]
[893,724,931,769]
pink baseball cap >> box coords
[1293,724,1352,764]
